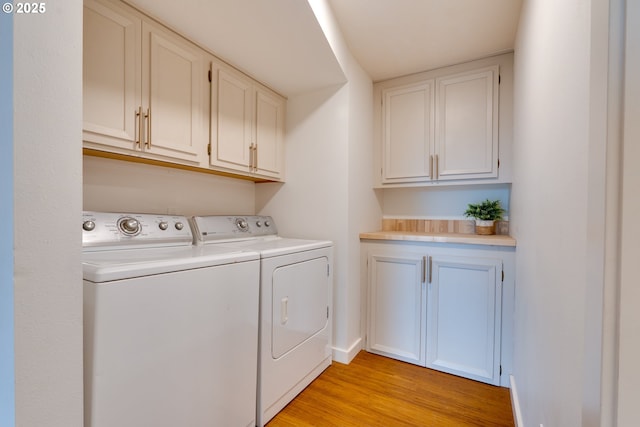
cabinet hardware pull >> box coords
[254,144,258,171]
[144,108,151,148]
[422,256,427,283]
[135,107,142,148]
[435,155,439,179]
[428,256,433,284]
[249,144,256,171]
[429,155,433,179]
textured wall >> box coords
[13,3,84,425]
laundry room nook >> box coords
[5,1,638,427]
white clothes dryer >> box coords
[82,211,260,427]
[190,215,333,427]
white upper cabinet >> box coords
[84,0,208,166]
[83,0,141,150]
[141,20,206,163]
[210,61,285,181]
[212,66,253,172]
[435,67,498,180]
[383,82,434,182]
[84,0,286,181]
[254,87,285,179]
[374,54,512,187]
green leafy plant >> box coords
[464,199,504,221]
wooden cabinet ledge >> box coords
[359,231,516,247]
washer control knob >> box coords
[236,218,249,231]
[158,221,168,230]
[264,220,271,227]
[256,221,262,227]
[175,222,184,231]
[119,217,140,235]
[82,220,96,231]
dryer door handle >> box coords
[280,297,288,325]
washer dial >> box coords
[235,218,249,232]
[118,217,141,235]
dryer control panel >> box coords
[82,211,193,251]
[190,215,277,243]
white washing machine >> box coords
[82,211,260,427]
[190,215,333,427]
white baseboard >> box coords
[510,375,524,427]
[332,338,362,364]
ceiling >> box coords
[328,0,523,82]
[126,0,522,95]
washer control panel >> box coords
[191,215,277,243]
[82,211,193,251]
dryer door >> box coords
[271,256,329,359]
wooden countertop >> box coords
[359,231,517,247]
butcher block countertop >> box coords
[359,231,517,247]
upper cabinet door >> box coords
[141,21,205,163]
[211,66,254,172]
[83,0,141,150]
[254,87,285,180]
[210,63,286,180]
[435,66,499,180]
[382,82,434,183]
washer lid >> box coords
[82,245,259,283]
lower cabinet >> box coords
[427,255,502,384]
[368,252,427,366]
[363,241,514,387]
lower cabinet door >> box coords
[367,252,427,366]
[426,255,502,385]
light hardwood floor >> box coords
[266,351,515,427]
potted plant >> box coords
[464,199,504,235]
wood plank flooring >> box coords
[266,351,514,427]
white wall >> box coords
[256,0,381,363]
[510,0,612,425]
[617,0,640,423]
[13,3,84,426]
[344,18,382,360]
[382,184,510,219]
[83,156,255,215]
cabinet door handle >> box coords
[429,155,433,179]
[249,143,255,170]
[422,256,427,283]
[144,108,151,148]
[135,107,142,148]
[254,144,258,171]
[428,255,433,284]
[435,154,439,179]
